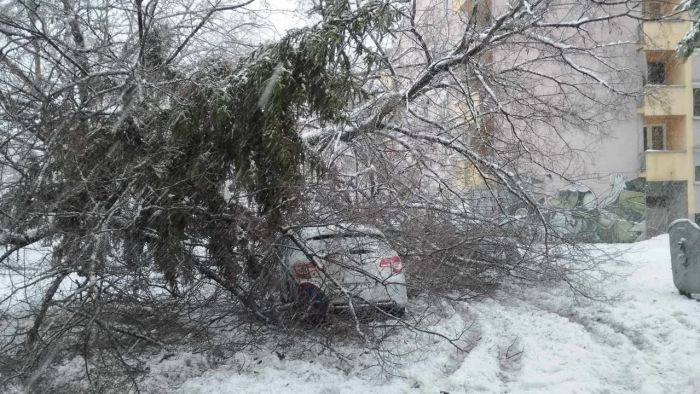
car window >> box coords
[305,232,383,241]
[302,234,387,256]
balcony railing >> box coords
[643,85,688,116]
[644,150,688,181]
[642,20,691,51]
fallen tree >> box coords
[0,0,646,391]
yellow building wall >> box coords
[644,85,689,116]
[641,19,691,195]
[642,23,695,218]
[682,57,696,218]
[454,159,485,187]
[452,0,467,11]
[642,20,689,51]
[453,0,492,12]
[645,151,689,181]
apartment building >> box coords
[450,0,700,237]
[638,1,700,235]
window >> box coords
[643,1,663,18]
[694,88,700,117]
[647,195,668,208]
[456,0,494,24]
[695,152,700,182]
[643,124,666,150]
[647,62,665,85]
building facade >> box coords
[639,1,699,235]
[450,0,700,237]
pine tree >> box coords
[677,0,700,58]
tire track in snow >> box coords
[440,301,479,378]
[540,306,649,352]
[439,298,527,393]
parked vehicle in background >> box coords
[275,224,407,317]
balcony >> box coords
[644,150,688,181]
[643,85,688,116]
[642,20,690,51]
[453,0,467,11]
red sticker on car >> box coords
[379,256,403,273]
[292,261,316,279]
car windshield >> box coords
[299,233,388,259]
[305,232,383,241]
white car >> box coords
[275,224,407,317]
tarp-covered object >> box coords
[615,191,645,222]
[548,180,646,243]
[552,184,597,211]
[598,211,637,243]
[668,219,700,296]
[549,184,599,241]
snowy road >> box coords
[458,241,700,393]
[172,235,700,394]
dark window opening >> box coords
[647,62,665,85]
[306,232,382,241]
[694,88,700,117]
[643,125,665,150]
[651,126,664,149]
[643,1,663,18]
[348,248,373,255]
[647,195,669,208]
[695,166,700,182]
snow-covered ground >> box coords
[4,235,700,393]
[168,235,700,393]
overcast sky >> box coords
[256,0,312,38]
